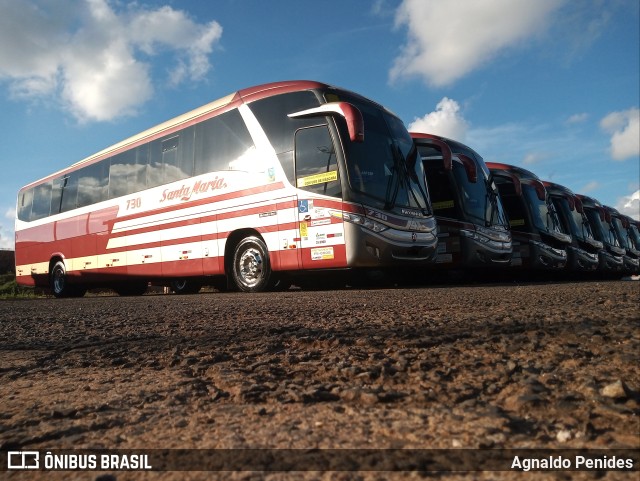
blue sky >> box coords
[0,0,638,250]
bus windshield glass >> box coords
[629,223,640,250]
[569,204,597,242]
[523,184,564,234]
[330,93,430,213]
[451,161,507,227]
[611,216,630,250]
[584,208,618,248]
[445,139,507,228]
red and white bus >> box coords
[15,80,437,296]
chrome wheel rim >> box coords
[238,247,263,287]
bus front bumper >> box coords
[566,246,599,272]
[344,221,438,267]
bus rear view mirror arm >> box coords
[288,102,365,143]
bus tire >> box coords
[50,260,78,298]
[114,281,148,296]
[171,279,202,294]
[230,236,273,292]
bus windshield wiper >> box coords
[384,143,402,210]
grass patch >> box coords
[0,272,36,299]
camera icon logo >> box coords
[8,451,40,469]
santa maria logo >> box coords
[160,176,227,203]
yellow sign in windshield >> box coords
[297,170,338,188]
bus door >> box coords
[293,123,347,269]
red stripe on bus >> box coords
[109,182,286,226]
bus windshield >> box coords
[584,208,619,248]
[523,184,564,235]
[611,216,630,250]
[451,162,507,227]
[333,94,430,214]
[569,203,597,242]
[628,223,640,250]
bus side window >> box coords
[249,91,321,186]
[109,146,148,199]
[77,161,109,208]
[424,162,456,219]
[294,125,341,198]
[60,172,78,213]
[51,177,64,215]
[17,188,34,222]
[30,181,53,221]
[148,127,194,187]
[194,109,256,175]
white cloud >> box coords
[407,97,469,141]
[615,190,640,221]
[0,210,14,250]
[522,152,549,165]
[566,113,589,124]
[600,108,640,161]
[580,181,599,194]
[390,0,564,86]
[0,0,222,122]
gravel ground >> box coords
[0,280,638,481]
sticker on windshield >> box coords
[432,200,454,210]
[297,170,338,188]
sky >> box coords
[0,0,638,250]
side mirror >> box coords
[526,180,546,201]
[574,196,583,213]
[509,174,523,196]
[411,135,453,171]
[288,102,364,143]
[458,154,477,183]
[598,207,605,222]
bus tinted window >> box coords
[31,182,52,220]
[295,124,341,198]
[194,109,256,175]
[424,162,457,218]
[60,173,79,213]
[495,180,528,231]
[109,145,148,198]
[77,161,109,208]
[148,127,195,187]
[18,189,33,222]
[249,91,320,184]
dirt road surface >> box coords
[1,280,638,481]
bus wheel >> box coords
[171,279,202,294]
[114,281,148,296]
[50,261,74,298]
[231,236,273,292]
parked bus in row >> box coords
[604,206,639,275]
[15,80,437,296]
[575,195,625,275]
[486,163,571,270]
[541,181,601,273]
[624,215,640,267]
[411,133,512,270]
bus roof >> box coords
[486,162,540,181]
[541,180,576,198]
